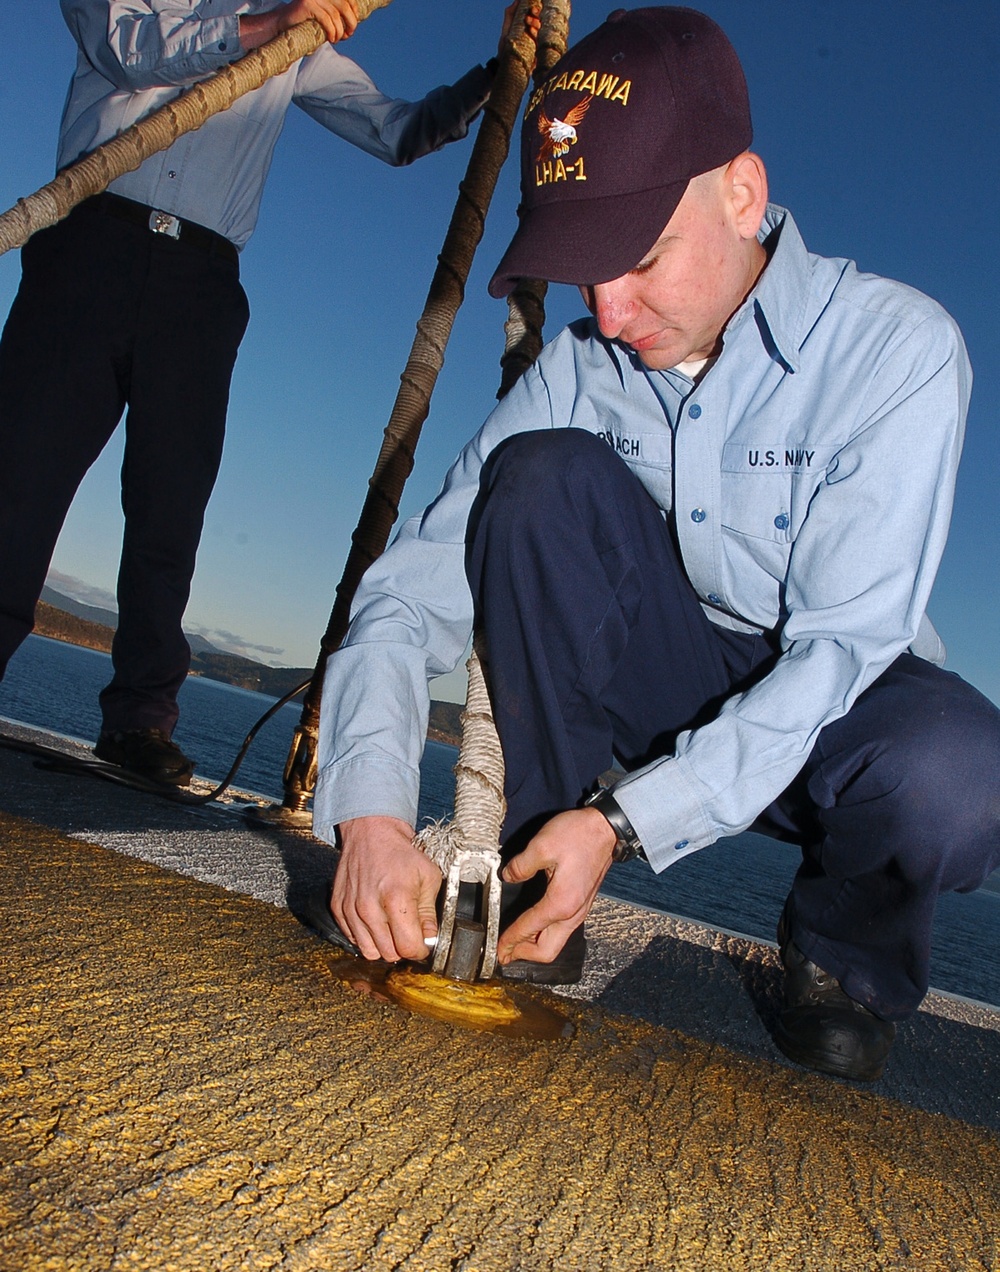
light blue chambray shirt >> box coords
[57,0,494,248]
[314,205,972,871]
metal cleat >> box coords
[428,842,503,982]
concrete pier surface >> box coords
[1,721,997,1271]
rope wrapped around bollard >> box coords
[411,0,573,980]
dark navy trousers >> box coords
[0,196,249,733]
[466,430,1000,1020]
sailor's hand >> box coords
[496,807,616,966]
[288,0,358,43]
[498,1,541,59]
[240,0,359,50]
[333,815,442,963]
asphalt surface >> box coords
[1,720,998,1270]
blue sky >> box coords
[1,2,997,707]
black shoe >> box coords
[94,728,195,786]
[774,917,896,1083]
[499,924,587,986]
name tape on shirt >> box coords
[722,444,838,473]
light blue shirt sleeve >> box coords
[293,55,492,165]
[314,207,973,869]
[60,0,241,91]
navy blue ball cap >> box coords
[489,6,752,297]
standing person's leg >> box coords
[759,654,1000,1079]
[96,235,249,777]
[0,204,132,676]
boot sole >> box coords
[773,1021,888,1083]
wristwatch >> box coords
[584,786,646,864]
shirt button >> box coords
[675,840,690,851]
[707,593,721,605]
[168,170,176,179]
[688,403,702,419]
[690,508,706,523]
[219,40,228,50]
[774,512,789,531]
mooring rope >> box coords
[415,640,506,866]
[0,0,393,258]
[277,0,544,814]
[416,0,571,866]
[497,0,570,397]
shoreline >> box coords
[29,612,464,747]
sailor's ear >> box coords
[726,152,768,239]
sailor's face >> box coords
[579,166,762,370]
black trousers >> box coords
[467,430,1000,1020]
[0,196,249,733]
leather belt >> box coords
[98,192,238,264]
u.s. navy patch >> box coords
[721,443,838,473]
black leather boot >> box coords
[774,912,896,1082]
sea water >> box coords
[2,633,997,1006]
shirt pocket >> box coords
[721,442,836,543]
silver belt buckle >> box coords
[149,209,181,240]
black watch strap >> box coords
[584,787,646,863]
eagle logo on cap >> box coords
[537,95,592,161]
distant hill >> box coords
[427,699,463,748]
[39,586,219,654]
[35,589,313,699]
[33,589,462,746]
[35,599,117,654]
[40,585,119,630]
